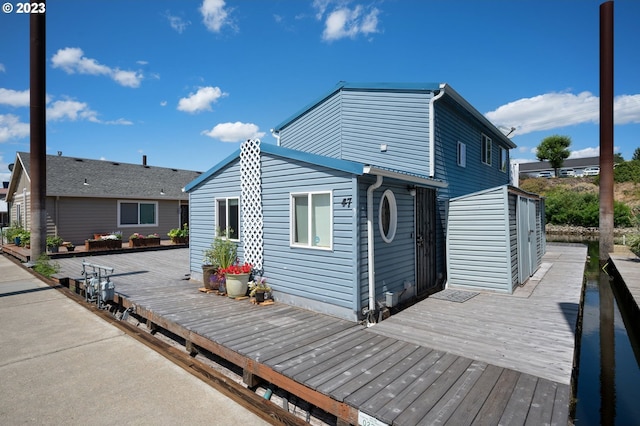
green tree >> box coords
[614,153,625,163]
[632,147,640,161]
[536,135,571,177]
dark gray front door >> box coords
[416,187,437,295]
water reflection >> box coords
[572,240,640,425]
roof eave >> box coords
[440,83,517,149]
[363,166,448,189]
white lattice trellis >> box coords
[240,139,264,271]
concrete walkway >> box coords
[0,255,269,425]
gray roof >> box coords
[15,152,201,200]
[518,156,599,172]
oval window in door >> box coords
[379,189,397,243]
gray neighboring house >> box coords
[6,152,201,245]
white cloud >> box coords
[166,12,190,33]
[47,100,99,122]
[201,122,265,142]
[486,91,640,136]
[0,88,30,107]
[0,114,30,143]
[177,86,226,113]
[160,100,168,107]
[0,63,5,72]
[112,69,143,88]
[568,146,620,159]
[46,99,131,125]
[314,1,380,42]
[199,0,234,33]
[51,47,143,88]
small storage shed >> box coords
[446,185,545,293]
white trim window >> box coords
[290,191,332,250]
[216,197,240,240]
[379,189,397,243]
[118,201,158,227]
[481,134,492,166]
[500,147,508,172]
[457,142,467,168]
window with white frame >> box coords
[216,197,240,240]
[379,190,397,243]
[118,201,157,226]
[290,191,332,249]
[500,147,508,172]
[457,142,466,167]
[481,134,492,166]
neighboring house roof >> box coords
[518,156,599,173]
[184,142,447,193]
[7,152,202,201]
[272,81,516,149]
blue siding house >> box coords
[185,82,516,322]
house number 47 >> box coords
[341,197,352,208]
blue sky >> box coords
[1,0,639,183]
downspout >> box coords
[270,129,281,146]
[429,86,446,178]
[367,174,383,317]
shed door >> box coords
[517,197,537,283]
[416,188,437,295]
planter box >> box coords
[129,237,161,248]
[170,236,188,245]
[85,239,122,251]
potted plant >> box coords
[168,223,189,244]
[249,277,271,302]
[220,261,252,298]
[202,231,237,290]
[85,231,122,250]
[65,242,75,252]
[129,232,161,247]
[46,235,64,253]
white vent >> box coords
[240,139,264,271]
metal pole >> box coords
[599,1,614,263]
[30,2,46,261]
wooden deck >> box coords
[48,243,586,425]
[609,250,640,313]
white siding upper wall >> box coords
[447,186,512,293]
[340,91,431,175]
[279,89,433,176]
[278,92,342,158]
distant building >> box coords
[518,156,600,178]
[5,152,201,245]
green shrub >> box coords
[629,234,640,257]
[33,254,60,278]
[614,160,640,183]
[545,187,633,227]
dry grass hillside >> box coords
[520,176,640,210]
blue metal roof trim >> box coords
[260,143,364,175]
[183,149,240,192]
[272,81,441,132]
[184,143,364,193]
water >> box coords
[573,240,640,425]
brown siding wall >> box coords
[52,197,183,245]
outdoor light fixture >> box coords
[380,144,388,152]
[408,185,416,196]
[83,178,89,186]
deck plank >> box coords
[49,245,584,426]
